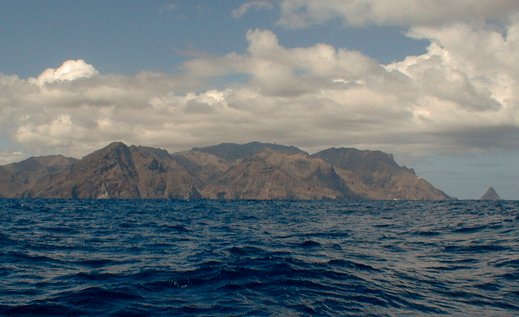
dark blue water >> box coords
[1,200,518,316]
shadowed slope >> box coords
[314,147,450,200]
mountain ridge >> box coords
[0,142,451,200]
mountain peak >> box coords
[481,187,501,200]
[103,141,129,150]
[192,141,305,161]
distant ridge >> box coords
[0,141,451,200]
[480,187,501,200]
[192,142,304,161]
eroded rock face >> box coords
[0,142,451,200]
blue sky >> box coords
[0,0,426,76]
[1,0,519,199]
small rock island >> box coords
[480,187,501,200]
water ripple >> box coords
[0,199,518,316]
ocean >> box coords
[0,199,518,316]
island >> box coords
[480,187,501,200]
[0,142,451,200]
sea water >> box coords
[0,199,518,316]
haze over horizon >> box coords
[1,0,519,199]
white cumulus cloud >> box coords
[31,59,98,85]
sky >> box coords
[1,0,519,199]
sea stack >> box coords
[480,187,501,200]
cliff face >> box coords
[0,142,450,200]
[313,148,449,200]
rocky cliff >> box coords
[0,142,450,200]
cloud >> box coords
[277,0,519,28]
[0,150,24,165]
[232,1,274,18]
[31,59,98,85]
[1,21,519,162]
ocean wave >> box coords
[1,199,518,316]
